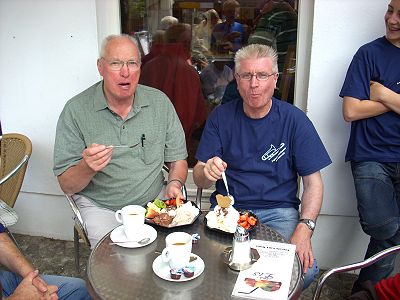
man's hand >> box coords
[7,270,58,300]
[82,143,113,172]
[370,81,388,102]
[165,180,184,199]
[290,224,314,274]
[204,156,227,182]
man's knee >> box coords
[362,218,399,241]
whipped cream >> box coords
[205,205,240,233]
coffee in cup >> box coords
[115,205,146,240]
[161,232,192,269]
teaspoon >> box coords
[109,237,150,245]
[221,171,235,205]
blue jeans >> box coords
[251,207,319,290]
[0,271,91,299]
[351,161,400,293]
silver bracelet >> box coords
[167,179,184,187]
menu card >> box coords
[231,240,296,300]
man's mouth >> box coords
[118,82,131,89]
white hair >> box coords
[234,44,278,74]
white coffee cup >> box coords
[161,232,192,269]
[115,205,146,240]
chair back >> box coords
[0,133,32,207]
[312,245,400,300]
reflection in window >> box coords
[120,0,298,167]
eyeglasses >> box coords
[236,72,276,81]
[102,58,140,71]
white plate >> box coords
[152,253,205,282]
[110,224,157,248]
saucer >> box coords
[221,246,260,271]
[152,253,205,282]
[110,224,157,248]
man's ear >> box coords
[97,59,103,76]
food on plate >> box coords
[170,268,182,280]
[237,211,258,229]
[206,195,259,232]
[182,266,195,278]
[145,198,199,227]
[205,195,239,233]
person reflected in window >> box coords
[141,16,178,67]
[250,0,298,103]
[211,0,245,55]
[139,23,207,153]
[200,59,234,105]
[193,9,222,56]
[339,0,400,294]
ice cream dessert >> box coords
[205,194,240,233]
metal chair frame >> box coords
[313,245,400,300]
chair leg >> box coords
[74,227,80,272]
[6,228,21,250]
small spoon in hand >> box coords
[221,171,234,205]
[109,237,150,245]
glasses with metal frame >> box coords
[235,72,276,81]
[101,58,140,71]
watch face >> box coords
[301,219,315,231]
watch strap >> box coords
[299,218,316,231]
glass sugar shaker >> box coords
[231,225,251,264]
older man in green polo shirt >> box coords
[53,34,188,248]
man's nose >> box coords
[120,63,130,77]
[249,76,259,87]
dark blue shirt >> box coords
[340,37,400,162]
[196,98,331,210]
[0,223,5,233]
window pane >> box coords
[120,0,298,167]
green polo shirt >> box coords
[53,81,187,210]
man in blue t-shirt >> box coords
[339,0,400,294]
[211,0,245,55]
[0,223,91,299]
[194,44,331,289]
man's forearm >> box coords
[0,233,34,278]
[57,161,96,195]
[374,88,400,115]
[299,172,323,221]
[342,96,389,122]
[193,162,214,189]
[166,160,188,184]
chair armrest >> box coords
[0,154,30,186]
[313,245,400,300]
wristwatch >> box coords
[299,218,316,231]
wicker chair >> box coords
[0,133,32,244]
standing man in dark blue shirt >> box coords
[340,0,400,294]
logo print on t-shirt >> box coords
[261,143,286,162]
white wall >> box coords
[0,0,391,269]
[305,0,388,268]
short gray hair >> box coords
[234,44,278,74]
[99,34,141,62]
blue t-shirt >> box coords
[339,37,400,162]
[0,223,5,233]
[211,21,244,52]
[196,98,331,210]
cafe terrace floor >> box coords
[2,234,378,300]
